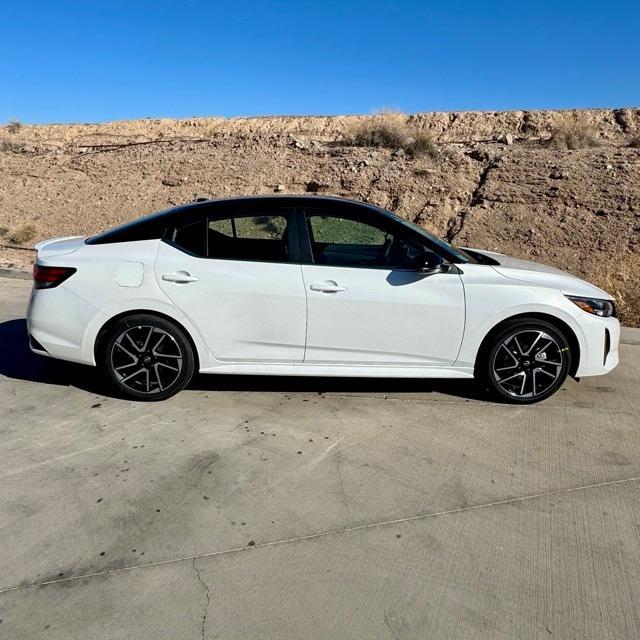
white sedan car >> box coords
[27,196,619,403]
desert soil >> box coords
[1,108,639,325]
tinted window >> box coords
[208,213,290,262]
[171,219,206,256]
[305,210,425,269]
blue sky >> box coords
[2,0,639,123]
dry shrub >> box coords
[6,119,22,134]
[8,223,38,245]
[0,138,23,153]
[546,123,600,150]
[628,136,640,148]
[350,118,410,149]
[406,133,438,159]
[348,113,439,160]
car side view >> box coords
[27,195,620,403]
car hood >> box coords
[467,248,613,299]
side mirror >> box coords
[414,251,444,273]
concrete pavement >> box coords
[1,276,639,639]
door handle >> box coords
[162,271,199,284]
[310,282,347,293]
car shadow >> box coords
[0,318,483,402]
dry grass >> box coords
[546,123,600,150]
[406,133,438,159]
[7,223,38,245]
[6,119,22,134]
[347,113,439,159]
[349,118,410,150]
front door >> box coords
[155,206,307,363]
[300,208,465,366]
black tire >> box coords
[100,314,195,401]
[477,319,571,404]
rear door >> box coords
[155,204,307,363]
[299,205,465,366]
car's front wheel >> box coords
[479,319,571,404]
[100,314,195,401]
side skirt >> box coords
[198,363,475,379]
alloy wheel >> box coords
[110,325,184,395]
[491,329,564,399]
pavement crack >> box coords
[335,445,351,527]
[192,558,211,640]
[4,474,640,595]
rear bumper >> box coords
[574,315,620,377]
[27,285,103,366]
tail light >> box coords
[32,264,77,289]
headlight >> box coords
[566,296,616,318]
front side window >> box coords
[305,210,424,269]
[208,212,289,262]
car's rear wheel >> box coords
[479,319,571,404]
[100,314,195,401]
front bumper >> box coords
[574,315,620,377]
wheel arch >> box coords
[94,309,201,371]
[474,312,580,378]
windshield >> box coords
[388,212,478,264]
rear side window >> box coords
[207,213,289,262]
[170,219,207,257]
[168,210,292,263]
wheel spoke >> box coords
[124,332,143,353]
[537,367,557,380]
[512,335,525,356]
[524,331,544,356]
[533,338,553,357]
[157,360,180,372]
[114,341,137,361]
[155,352,182,360]
[121,367,147,384]
[153,333,166,352]
[114,361,138,372]
[497,371,525,384]
[498,343,519,366]
[141,326,154,352]
[152,364,164,391]
[519,371,527,395]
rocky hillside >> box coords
[1,108,639,325]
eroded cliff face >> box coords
[1,108,639,324]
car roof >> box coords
[173,194,385,213]
[86,195,391,245]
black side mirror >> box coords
[413,251,444,273]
